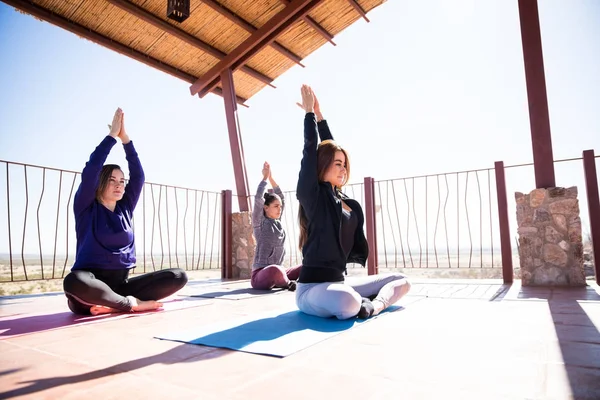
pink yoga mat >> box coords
[0,297,211,339]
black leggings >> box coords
[63,268,188,315]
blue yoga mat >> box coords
[155,305,402,357]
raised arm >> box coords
[269,168,285,213]
[73,108,122,216]
[314,93,334,142]
[120,141,145,212]
[252,162,270,228]
[296,85,320,217]
[118,113,145,212]
[252,181,268,228]
[299,90,333,142]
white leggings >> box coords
[295,273,410,320]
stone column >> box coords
[230,211,255,279]
[515,187,585,286]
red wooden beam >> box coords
[221,69,251,212]
[517,0,556,188]
[106,0,275,88]
[200,0,305,67]
[190,0,323,98]
[278,0,336,45]
[221,189,233,279]
[212,87,249,107]
[346,0,370,22]
[495,161,513,284]
[582,150,600,285]
[5,0,248,106]
[364,177,379,275]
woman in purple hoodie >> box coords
[63,108,188,315]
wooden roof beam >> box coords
[346,0,370,22]
[278,0,336,46]
[106,0,275,88]
[190,0,323,98]
[4,0,248,106]
[212,87,249,107]
[200,0,305,67]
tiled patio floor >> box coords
[1,278,599,400]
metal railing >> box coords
[137,183,222,273]
[237,152,599,284]
[267,170,501,271]
[372,168,500,270]
[2,150,598,283]
[0,160,222,282]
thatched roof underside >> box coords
[6,0,386,104]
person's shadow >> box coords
[0,343,223,398]
[189,287,287,299]
[0,312,117,338]
[0,297,209,338]
[159,305,404,356]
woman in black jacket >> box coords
[295,85,411,320]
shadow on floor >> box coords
[493,283,600,399]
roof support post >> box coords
[221,68,251,212]
[517,0,556,188]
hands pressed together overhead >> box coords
[262,161,279,188]
[297,84,324,121]
[108,107,131,144]
[262,161,271,181]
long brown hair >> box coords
[298,141,350,250]
[95,164,123,201]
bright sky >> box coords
[0,0,598,254]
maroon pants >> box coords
[250,265,302,290]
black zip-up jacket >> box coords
[296,113,369,283]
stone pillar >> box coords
[231,211,255,279]
[515,187,585,286]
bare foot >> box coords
[128,296,163,312]
[371,300,386,316]
[90,305,120,316]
